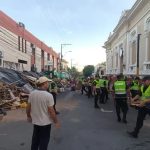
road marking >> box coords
[0,133,8,136]
[100,108,113,113]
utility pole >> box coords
[60,43,72,71]
[136,34,141,76]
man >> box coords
[87,77,93,98]
[113,74,129,123]
[130,76,140,98]
[48,79,60,114]
[128,76,150,138]
[93,75,101,108]
[26,76,60,150]
[81,78,87,95]
[99,76,108,104]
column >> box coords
[145,32,149,62]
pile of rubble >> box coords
[0,81,28,110]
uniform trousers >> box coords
[133,107,150,135]
[94,88,101,107]
[31,124,51,150]
[115,94,128,121]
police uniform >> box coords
[113,75,128,123]
[130,78,140,98]
[87,79,93,98]
[93,78,101,108]
[128,76,150,138]
[48,81,59,114]
[81,79,87,95]
[100,77,108,104]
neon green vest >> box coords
[130,81,140,90]
[141,85,150,101]
[99,79,105,87]
[94,79,100,88]
[114,80,126,94]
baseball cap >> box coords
[36,76,52,84]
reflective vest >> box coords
[99,79,105,87]
[94,79,100,88]
[141,85,150,101]
[130,81,140,91]
[114,80,126,94]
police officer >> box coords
[81,78,87,95]
[87,77,93,98]
[113,74,129,123]
[93,75,101,108]
[100,76,108,104]
[130,76,140,98]
[128,76,150,138]
[48,80,60,114]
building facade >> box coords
[0,11,60,72]
[104,0,150,76]
[94,63,106,77]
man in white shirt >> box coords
[26,76,60,150]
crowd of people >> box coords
[25,74,150,149]
[76,74,150,139]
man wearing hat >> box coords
[26,76,60,150]
[128,76,150,138]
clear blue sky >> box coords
[0,0,136,70]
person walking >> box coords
[48,79,60,114]
[130,76,141,98]
[127,76,150,138]
[81,78,87,95]
[112,74,129,123]
[93,75,101,108]
[26,76,60,150]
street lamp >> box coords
[60,44,72,70]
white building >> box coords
[104,0,150,76]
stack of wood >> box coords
[0,81,26,110]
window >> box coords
[116,53,118,68]
[18,36,21,51]
[146,18,150,61]
[22,38,24,52]
[148,32,150,61]
[146,17,150,31]
[130,30,137,65]
[25,40,27,53]
[131,41,136,64]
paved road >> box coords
[0,90,150,150]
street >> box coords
[0,89,150,150]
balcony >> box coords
[127,64,136,75]
[141,62,150,75]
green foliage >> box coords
[83,65,94,77]
[68,66,80,79]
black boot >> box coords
[127,131,138,138]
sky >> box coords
[0,0,136,71]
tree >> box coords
[83,65,94,77]
[67,66,80,79]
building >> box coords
[94,63,106,77]
[104,0,150,76]
[0,11,60,72]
